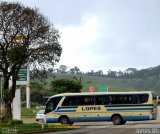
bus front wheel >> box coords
[121,120,126,125]
[69,122,74,126]
[59,116,70,125]
[112,115,123,125]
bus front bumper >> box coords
[44,117,59,123]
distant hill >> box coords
[30,65,160,95]
[54,72,160,95]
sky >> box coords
[3,0,160,72]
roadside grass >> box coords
[21,107,43,117]
[0,123,75,134]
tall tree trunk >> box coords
[3,76,13,122]
[4,101,12,121]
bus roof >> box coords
[49,91,154,99]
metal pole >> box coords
[0,76,2,114]
[26,65,30,109]
[26,85,30,109]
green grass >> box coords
[0,108,41,118]
[0,123,75,134]
[21,108,41,117]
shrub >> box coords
[10,120,23,125]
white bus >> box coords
[44,91,157,125]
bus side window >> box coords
[84,96,94,105]
[87,96,96,105]
[62,97,72,106]
[96,96,102,105]
[128,96,132,104]
[87,97,92,105]
[99,95,109,105]
[62,97,77,106]
[77,96,84,105]
[109,96,113,105]
[105,95,109,105]
[132,95,140,104]
[140,94,149,103]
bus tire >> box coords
[112,115,123,125]
[59,116,70,125]
[70,122,74,126]
[121,120,126,125]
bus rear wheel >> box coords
[112,115,123,125]
[121,120,126,125]
[69,122,74,126]
[59,116,70,125]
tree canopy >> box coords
[0,1,62,120]
[51,79,82,93]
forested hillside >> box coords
[25,65,160,106]
[55,73,160,95]
[53,65,160,95]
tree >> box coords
[125,68,137,74]
[70,68,76,74]
[0,2,62,121]
[48,67,53,73]
[96,70,103,76]
[30,68,48,82]
[106,70,117,78]
[59,65,68,73]
[73,76,82,85]
[50,79,82,93]
[30,91,43,104]
[74,66,80,74]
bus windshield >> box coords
[45,96,62,114]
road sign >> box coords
[16,66,29,85]
[18,67,27,81]
[97,86,108,92]
[89,87,94,92]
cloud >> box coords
[57,15,101,71]
[4,0,160,72]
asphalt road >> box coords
[42,120,160,134]
[42,106,160,134]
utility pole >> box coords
[26,66,30,109]
[0,73,3,114]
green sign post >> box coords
[16,66,29,85]
[18,67,27,81]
